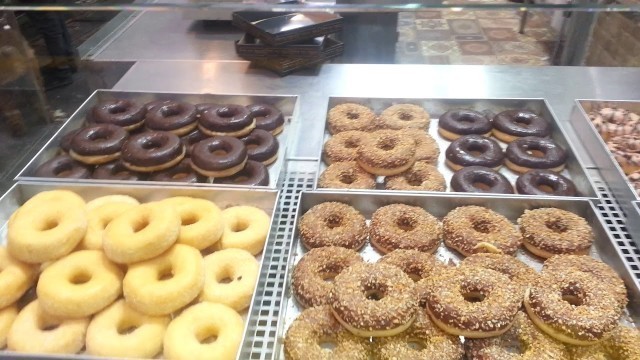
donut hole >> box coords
[132,218,150,232]
[141,139,163,150]
[216,108,237,118]
[363,283,387,301]
[466,144,486,157]
[231,219,250,232]
[69,271,92,285]
[346,111,360,120]
[318,338,337,351]
[524,146,546,158]
[344,138,360,148]
[320,272,338,283]
[38,319,61,332]
[545,219,568,233]
[324,214,343,229]
[377,137,397,151]
[181,212,200,226]
[536,183,556,194]
[117,321,139,335]
[406,339,427,351]
[157,266,174,281]
[561,285,586,307]
[87,130,110,141]
[457,115,476,124]
[406,174,425,187]
[160,106,181,118]
[398,112,414,121]
[38,217,59,231]
[462,291,486,303]
[513,115,532,126]
[196,326,219,344]
[338,172,356,185]
[211,149,228,156]
[108,104,127,114]
[472,181,492,191]
[471,219,495,234]
[216,268,240,284]
[396,216,417,232]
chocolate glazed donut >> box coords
[195,103,218,114]
[91,99,146,131]
[59,128,81,152]
[145,101,198,136]
[241,129,279,165]
[493,110,551,143]
[149,158,201,183]
[516,169,577,196]
[181,128,209,156]
[246,103,285,135]
[93,160,141,181]
[121,131,186,172]
[144,100,173,112]
[505,136,567,173]
[215,160,269,186]
[438,109,492,140]
[198,104,255,137]
[445,135,505,171]
[450,166,514,194]
[190,136,248,178]
[35,155,91,179]
[69,124,128,165]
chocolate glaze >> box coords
[144,100,173,112]
[199,104,252,132]
[493,109,551,138]
[70,124,128,156]
[246,103,284,132]
[506,136,567,169]
[195,103,218,114]
[59,128,81,152]
[240,129,279,163]
[450,166,514,194]
[439,109,491,135]
[91,99,146,128]
[149,158,200,183]
[93,160,141,181]
[122,131,184,167]
[145,101,197,131]
[516,169,576,196]
[35,155,91,179]
[191,136,247,171]
[445,135,504,168]
[215,160,269,186]
[181,128,209,156]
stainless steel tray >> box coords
[16,90,300,189]
[315,97,598,198]
[273,190,639,359]
[0,181,279,360]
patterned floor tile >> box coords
[519,28,556,41]
[448,19,484,35]
[416,19,450,30]
[484,28,519,41]
[474,10,519,19]
[417,29,454,41]
[478,18,520,28]
[497,54,549,65]
[416,11,442,19]
[456,55,500,64]
[420,41,461,56]
[442,10,477,19]
[454,34,487,41]
[491,41,548,56]
[458,41,495,55]
[398,27,417,42]
[399,12,415,20]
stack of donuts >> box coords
[320,102,578,196]
[588,106,640,196]
[34,99,285,187]
[284,201,639,359]
[0,190,271,359]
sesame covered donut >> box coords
[438,109,492,141]
[443,206,521,257]
[370,204,441,254]
[420,266,521,338]
[292,246,363,308]
[460,253,538,296]
[384,162,446,192]
[492,109,551,143]
[524,270,621,345]
[356,129,416,176]
[379,104,430,130]
[327,103,377,134]
[378,249,445,281]
[323,130,369,164]
[402,130,440,164]
[330,262,417,337]
[518,208,594,258]
[318,161,376,190]
[298,202,368,250]
[284,306,371,360]
[566,325,640,359]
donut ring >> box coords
[103,202,181,264]
[438,109,492,140]
[69,124,128,165]
[246,103,285,135]
[445,135,504,171]
[384,162,446,192]
[420,267,521,338]
[323,130,369,164]
[330,262,417,337]
[163,302,243,360]
[379,104,430,130]
[200,248,259,311]
[465,311,567,359]
[145,101,198,136]
[567,325,640,359]
[450,166,514,194]
[86,299,169,358]
[124,244,204,315]
[8,190,87,264]
[86,194,139,211]
[37,250,123,318]
[318,161,376,190]
[0,305,17,348]
[93,160,141,181]
[149,158,201,183]
[81,199,139,250]
[378,249,445,281]
[505,136,567,173]
[524,270,621,345]
[190,136,248,178]
[327,103,377,134]
[292,246,363,308]
[518,208,593,258]
[8,300,89,354]
[298,202,368,250]
[0,247,36,309]
[284,306,371,360]
[121,131,186,172]
[160,197,224,250]
[516,169,577,197]
[214,160,269,186]
[493,109,551,143]
[219,205,270,255]
[91,99,146,131]
[443,206,521,256]
[34,155,91,179]
[401,130,440,164]
[370,204,441,254]
[357,129,417,176]
[198,104,255,138]
[460,253,538,295]
[240,128,279,165]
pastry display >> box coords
[438,109,492,140]
[505,136,567,173]
[445,135,504,171]
[450,166,514,194]
[327,103,377,134]
[378,249,445,281]
[322,130,368,164]
[145,101,198,136]
[198,104,255,137]
[240,129,279,165]
[200,248,259,311]
[492,109,551,143]
[356,129,416,176]
[369,204,441,254]
[69,124,128,165]
[246,103,285,135]
[121,131,186,172]
[90,99,146,131]
[298,202,368,250]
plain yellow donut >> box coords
[220,206,270,255]
[86,195,139,211]
[103,202,181,264]
[86,299,170,358]
[200,248,259,311]
[124,244,204,315]
[8,190,87,263]
[7,300,89,354]
[161,197,224,250]
[0,247,36,309]
[80,201,139,250]
[164,302,244,360]
[0,305,17,348]
[37,250,123,318]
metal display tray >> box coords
[0,181,279,360]
[16,90,300,189]
[315,97,598,198]
[273,191,640,359]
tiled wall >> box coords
[585,11,640,66]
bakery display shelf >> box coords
[16,90,300,190]
[272,189,640,359]
[0,181,279,360]
[315,97,598,198]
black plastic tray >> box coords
[232,12,343,46]
[250,38,344,76]
[235,33,326,59]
